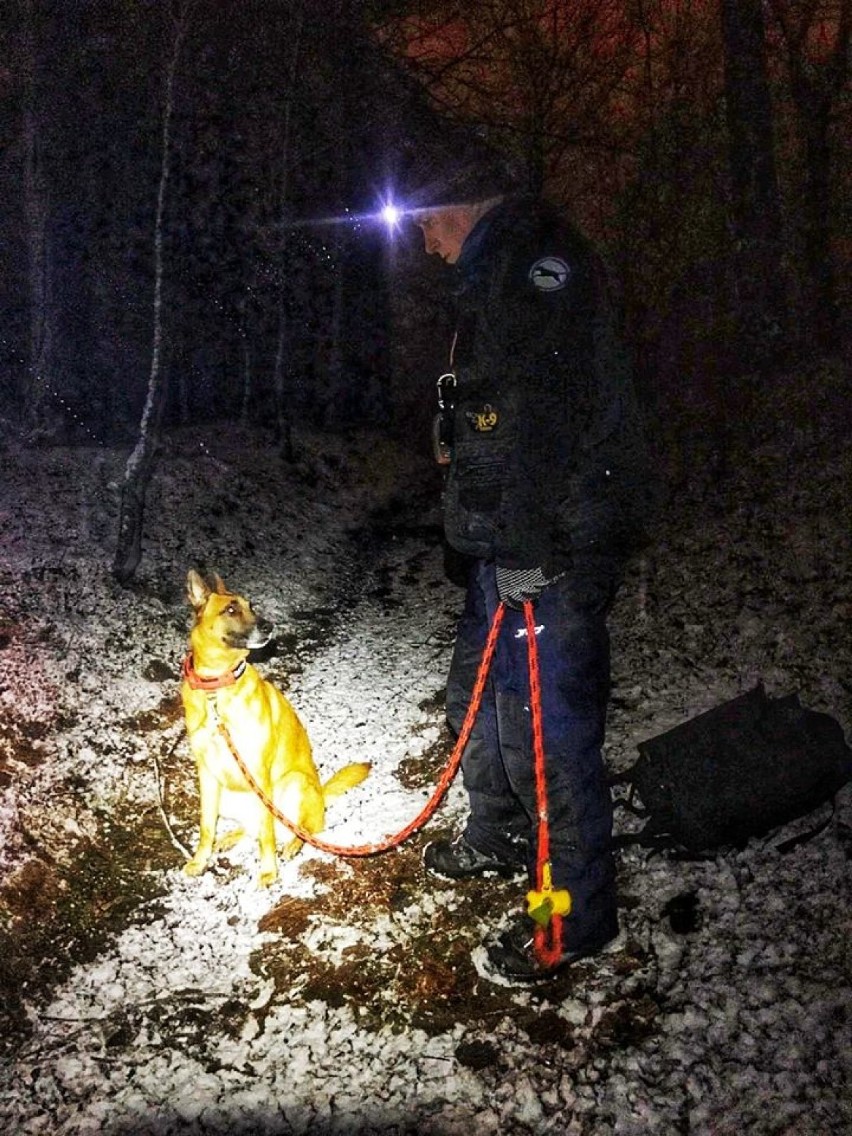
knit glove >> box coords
[495,565,550,610]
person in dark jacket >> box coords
[412,159,651,981]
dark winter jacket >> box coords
[442,195,651,579]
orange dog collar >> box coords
[182,653,247,691]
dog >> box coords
[181,569,370,887]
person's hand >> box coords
[495,566,549,610]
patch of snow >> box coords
[1,415,851,1134]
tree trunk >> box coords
[112,8,188,585]
[272,1,304,463]
[240,339,252,426]
[325,242,346,426]
[721,0,786,370]
[767,0,850,350]
[22,0,52,439]
[794,89,839,347]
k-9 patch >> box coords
[529,256,570,292]
[465,404,499,432]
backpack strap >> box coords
[608,770,648,815]
[774,799,837,854]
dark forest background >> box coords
[1,0,849,459]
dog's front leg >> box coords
[257,810,279,888]
[184,768,221,878]
[256,772,279,888]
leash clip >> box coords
[433,372,456,465]
[436,371,456,410]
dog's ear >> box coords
[211,573,228,595]
[186,569,211,611]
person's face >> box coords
[414,206,473,265]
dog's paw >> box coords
[281,837,304,861]
[183,856,209,878]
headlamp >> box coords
[381,203,402,229]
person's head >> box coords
[404,147,520,264]
[413,201,498,264]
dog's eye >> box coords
[225,603,239,616]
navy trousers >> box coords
[445,559,619,951]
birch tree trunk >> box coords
[112,8,189,584]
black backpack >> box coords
[613,684,852,854]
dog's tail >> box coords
[323,761,371,801]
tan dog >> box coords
[181,569,370,887]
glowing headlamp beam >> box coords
[280,199,412,233]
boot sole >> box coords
[484,929,622,983]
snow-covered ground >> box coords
[1,373,850,1135]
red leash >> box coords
[522,599,570,968]
[208,597,569,965]
[212,603,506,857]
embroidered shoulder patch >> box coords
[529,256,570,292]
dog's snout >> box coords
[244,618,273,650]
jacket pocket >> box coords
[444,452,505,555]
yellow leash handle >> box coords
[526,861,572,927]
